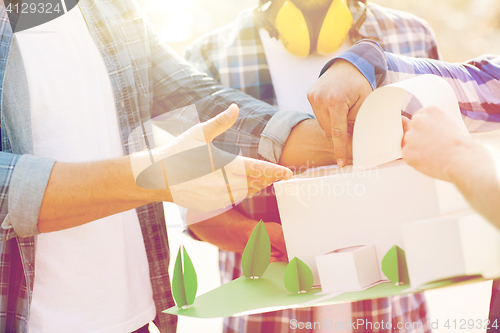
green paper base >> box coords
[163,262,489,318]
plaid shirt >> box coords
[0,0,297,331]
[184,2,441,333]
[327,39,500,129]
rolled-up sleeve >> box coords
[1,154,55,239]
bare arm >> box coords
[36,106,292,233]
[37,157,169,233]
[279,118,353,170]
[446,142,500,226]
[187,208,287,262]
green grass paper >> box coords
[284,257,314,293]
[172,245,198,308]
[241,221,271,279]
[382,245,410,285]
[163,262,487,318]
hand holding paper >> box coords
[307,59,373,167]
[402,106,500,225]
[401,106,472,182]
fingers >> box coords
[401,115,412,133]
[200,104,239,142]
[308,88,350,167]
[401,115,412,147]
[270,252,288,263]
[308,60,371,168]
[330,104,349,167]
[243,158,292,181]
[243,159,292,194]
[266,222,287,254]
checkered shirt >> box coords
[0,0,293,331]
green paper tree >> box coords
[284,257,314,294]
[172,245,198,309]
[241,220,271,279]
[381,245,410,285]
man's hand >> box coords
[132,104,293,212]
[401,106,473,182]
[307,59,372,167]
[266,222,288,262]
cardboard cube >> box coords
[402,210,500,287]
[316,245,381,292]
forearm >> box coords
[448,142,500,227]
[38,156,170,233]
[186,208,256,253]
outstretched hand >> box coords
[133,104,292,212]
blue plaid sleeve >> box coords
[319,40,388,91]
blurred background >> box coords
[137,0,500,61]
[135,0,500,332]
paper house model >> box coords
[274,75,472,288]
[316,245,381,292]
[402,210,500,287]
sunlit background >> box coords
[135,1,500,332]
[138,0,500,61]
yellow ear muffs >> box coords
[317,0,353,55]
[274,1,313,58]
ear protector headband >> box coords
[256,0,368,57]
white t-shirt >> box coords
[260,29,354,333]
[259,28,352,115]
[15,7,155,332]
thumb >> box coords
[401,115,411,147]
[201,104,239,142]
[401,115,411,134]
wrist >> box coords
[445,138,482,184]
